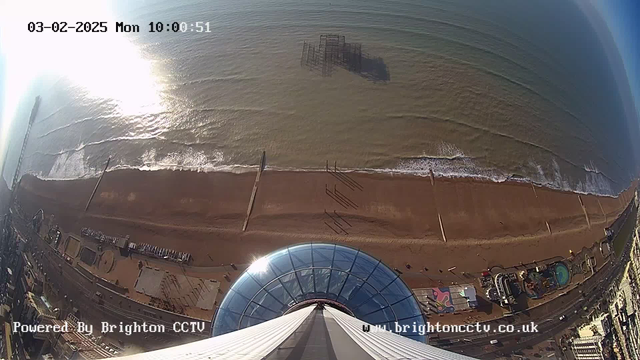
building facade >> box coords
[572,336,606,360]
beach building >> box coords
[414,284,478,314]
[495,273,519,307]
[523,262,571,299]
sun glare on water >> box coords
[0,0,164,166]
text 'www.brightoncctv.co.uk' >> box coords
[362,321,539,336]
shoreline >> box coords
[30,162,632,198]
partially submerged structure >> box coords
[301,34,362,77]
[301,34,390,82]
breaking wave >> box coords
[31,142,620,197]
[384,145,616,196]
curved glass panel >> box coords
[212,243,426,342]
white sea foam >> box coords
[33,148,254,182]
[384,143,618,197]
[392,143,508,181]
[139,148,225,172]
[30,142,621,197]
[46,149,99,179]
[583,161,603,174]
[437,142,465,159]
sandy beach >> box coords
[14,169,636,289]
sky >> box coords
[592,0,640,125]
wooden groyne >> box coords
[578,195,591,229]
[85,157,111,212]
[428,168,447,242]
[531,183,552,234]
[438,214,447,243]
[243,151,266,231]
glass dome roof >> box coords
[212,243,426,342]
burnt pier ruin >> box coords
[301,34,389,82]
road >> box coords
[446,256,619,358]
[12,215,210,352]
[434,203,636,358]
[11,193,636,356]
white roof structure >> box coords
[118,304,475,360]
